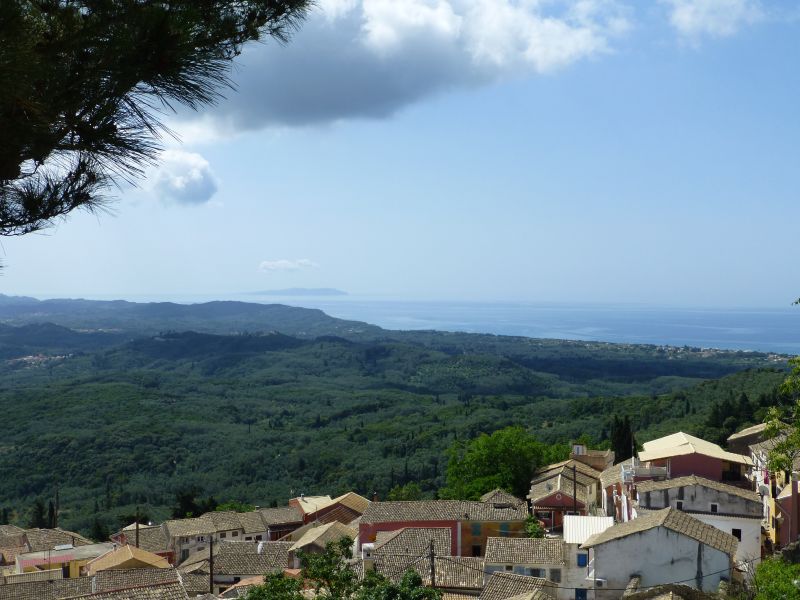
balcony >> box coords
[622,464,668,483]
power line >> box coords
[433,551,762,592]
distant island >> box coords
[246,288,348,297]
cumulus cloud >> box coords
[662,0,763,39]
[259,259,320,272]
[151,149,218,205]
[175,0,631,135]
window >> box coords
[504,565,512,572]
[255,535,263,541]
[577,553,588,568]
[471,545,482,557]
[232,531,239,537]
[710,503,719,514]
[676,500,683,510]
[245,537,252,541]
[550,569,562,583]
[471,523,482,536]
[220,532,227,539]
[732,528,742,541]
[528,568,546,578]
[575,589,588,600]
[499,522,510,537]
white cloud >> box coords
[662,0,763,39]
[151,149,218,205]
[175,0,631,133]
[462,0,629,71]
[362,0,462,53]
[259,259,320,272]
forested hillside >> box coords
[0,298,790,536]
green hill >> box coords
[0,306,788,536]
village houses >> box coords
[2,426,798,599]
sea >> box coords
[55,292,800,355]
[237,296,800,356]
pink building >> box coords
[637,432,752,487]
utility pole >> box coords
[209,536,214,594]
[55,486,59,528]
[429,538,436,588]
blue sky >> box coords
[2,0,799,307]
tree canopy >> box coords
[439,426,567,500]
[0,0,309,237]
[752,556,800,599]
[243,537,441,600]
[765,357,800,471]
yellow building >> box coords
[17,542,114,578]
[84,543,170,575]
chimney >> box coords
[371,491,378,502]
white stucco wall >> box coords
[562,543,592,600]
[692,514,760,569]
[639,484,762,518]
[589,526,731,600]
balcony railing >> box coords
[622,464,668,483]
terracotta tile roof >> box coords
[635,475,760,504]
[0,576,93,600]
[289,522,356,553]
[0,544,27,564]
[118,526,169,554]
[206,512,246,533]
[238,511,268,534]
[531,460,601,484]
[93,568,179,591]
[599,459,635,488]
[638,432,752,466]
[622,583,717,600]
[317,505,363,525]
[479,572,555,600]
[181,540,291,576]
[372,555,484,589]
[0,525,24,537]
[480,490,526,507]
[63,581,189,599]
[582,508,738,556]
[0,525,25,549]
[216,541,292,575]
[361,501,527,524]
[728,423,769,441]
[292,496,333,515]
[219,575,264,598]
[177,572,210,595]
[331,492,371,515]
[258,507,303,526]
[85,545,170,575]
[528,474,589,506]
[484,538,565,566]
[165,510,269,541]
[24,528,94,551]
[373,528,452,557]
[442,594,477,600]
[177,546,211,571]
[164,515,216,538]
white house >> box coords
[634,475,761,568]
[581,508,737,599]
[562,516,613,600]
[484,537,565,588]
